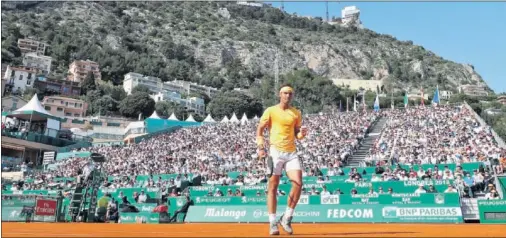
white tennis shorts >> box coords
[267,147,302,176]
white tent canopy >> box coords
[253,115,259,120]
[14,94,53,115]
[148,111,161,119]
[240,113,248,125]
[203,114,216,123]
[185,114,196,122]
[229,113,240,123]
[221,116,229,123]
[9,94,59,121]
[168,113,179,121]
[8,94,62,136]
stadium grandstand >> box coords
[2,101,505,229]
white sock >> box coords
[285,207,294,218]
[269,214,277,223]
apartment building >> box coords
[171,80,219,98]
[497,95,506,106]
[237,1,263,7]
[68,60,101,83]
[17,38,49,55]
[186,97,206,116]
[150,92,206,116]
[440,90,453,100]
[42,96,88,118]
[22,52,52,74]
[458,84,489,97]
[332,78,384,92]
[123,72,218,97]
[33,76,81,96]
[123,73,165,94]
[3,66,38,94]
[1,95,28,112]
[341,6,363,28]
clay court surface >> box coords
[3,223,506,237]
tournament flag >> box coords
[373,94,380,112]
[403,92,409,108]
[432,85,440,106]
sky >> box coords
[268,1,506,93]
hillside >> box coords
[1,1,489,93]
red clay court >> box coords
[3,223,506,237]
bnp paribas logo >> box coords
[434,194,445,204]
[253,209,263,219]
[382,206,398,218]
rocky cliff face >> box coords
[1,1,488,92]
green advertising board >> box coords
[499,177,506,197]
[192,193,459,206]
[185,204,463,223]
[119,212,160,224]
[1,206,56,222]
[190,180,454,197]
[478,199,506,224]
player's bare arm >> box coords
[256,108,270,158]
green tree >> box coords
[131,85,151,94]
[84,90,104,115]
[280,69,343,114]
[155,101,185,118]
[250,75,277,108]
[192,113,205,122]
[119,92,156,118]
[207,91,263,120]
[98,84,127,101]
[92,95,119,116]
[81,71,97,95]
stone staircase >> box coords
[347,117,388,167]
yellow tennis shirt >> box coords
[260,106,302,153]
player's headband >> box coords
[279,86,294,93]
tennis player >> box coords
[256,84,308,235]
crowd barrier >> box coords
[1,194,62,222]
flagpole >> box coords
[346,97,349,112]
[391,89,394,110]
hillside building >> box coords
[440,90,453,100]
[123,72,218,98]
[458,84,489,97]
[68,60,101,83]
[17,38,49,55]
[33,75,81,96]
[236,1,263,7]
[22,52,52,74]
[1,95,28,112]
[150,92,206,116]
[497,95,506,106]
[332,78,384,92]
[2,66,39,94]
[41,96,88,118]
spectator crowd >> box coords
[4,105,504,200]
